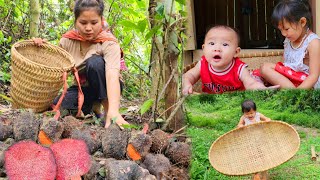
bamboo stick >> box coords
[311,145,317,161]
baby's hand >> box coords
[237,124,244,128]
[182,82,193,95]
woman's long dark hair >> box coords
[74,0,104,20]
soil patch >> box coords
[292,125,320,138]
[0,109,191,179]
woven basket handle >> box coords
[51,68,84,120]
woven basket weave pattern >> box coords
[10,40,74,112]
[209,121,300,175]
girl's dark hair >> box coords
[241,100,256,113]
[271,0,312,28]
[205,25,241,46]
[74,0,104,20]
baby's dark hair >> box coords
[271,0,312,28]
[241,100,256,113]
[205,25,240,46]
[74,0,104,20]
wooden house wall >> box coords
[193,0,285,49]
[183,0,319,65]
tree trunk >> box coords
[148,0,164,119]
[29,0,40,38]
[148,0,185,131]
[163,0,184,131]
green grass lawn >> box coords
[185,90,320,179]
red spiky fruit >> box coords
[50,139,91,180]
[4,140,56,180]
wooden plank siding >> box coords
[227,0,235,27]
[314,0,320,35]
[266,0,276,41]
[185,0,196,50]
[216,0,228,25]
[250,0,258,41]
[193,0,283,49]
[257,0,266,41]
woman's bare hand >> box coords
[32,37,47,46]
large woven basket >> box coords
[10,40,74,112]
[208,121,300,176]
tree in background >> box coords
[148,0,186,131]
[29,0,40,38]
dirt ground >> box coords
[0,84,191,180]
[292,125,320,138]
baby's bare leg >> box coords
[260,63,295,88]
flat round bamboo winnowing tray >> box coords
[208,121,300,175]
[10,40,74,112]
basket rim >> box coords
[208,120,300,175]
[11,40,75,71]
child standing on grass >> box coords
[260,0,320,89]
[237,100,271,128]
[182,25,276,95]
[237,99,271,180]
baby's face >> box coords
[244,109,256,120]
[202,27,240,71]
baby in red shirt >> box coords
[182,25,278,94]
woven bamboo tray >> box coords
[10,40,74,112]
[208,121,300,176]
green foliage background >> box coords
[0,0,187,100]
[0,0,151,97]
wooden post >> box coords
[185,0,196,50]
[309,0,319,35]
[183,50,193,67]
[315,0,320,35]
[311,145,317,161]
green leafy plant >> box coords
[139,99,154,116]
[0,94,12,102]
[111,117,118,124]
[44,111,55,118]
[121,124,141,130]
